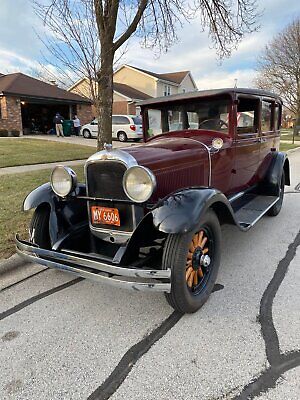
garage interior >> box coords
[21,100,77,134]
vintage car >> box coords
[16,88,290,313]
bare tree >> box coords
[255,19,300,135]
[34,0,260,150]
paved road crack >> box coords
[0,278,83,321]
[87,283,224,400]
[231,229,300,399]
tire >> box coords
[117,131,127,142]
[162,209,221,313]
[267,171,285,216]
[83,129,91,139]
[29,206,51,249]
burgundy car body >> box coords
[15,88,290,305]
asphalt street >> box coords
[0,151,299,400]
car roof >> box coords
[138,88,282,107]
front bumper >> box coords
[15,236,171,292]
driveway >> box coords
[0,152,299,400]
[21,134,137,149]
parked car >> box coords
[81,114,143,142]
[16,88,290,313]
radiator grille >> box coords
[86,161,128,200]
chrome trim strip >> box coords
[181,138,212,186]
[15,237,171,293]
[228,191,245,203]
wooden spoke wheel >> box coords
[185,230,211,292]
[162,210,221,313]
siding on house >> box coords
[114,67,157,97]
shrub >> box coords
[0,129,9,137]
[11,130,20,137]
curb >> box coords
[0,254,29,276]
[287,146,300,154]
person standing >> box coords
[53,112,65,137]
[73,115,81,136]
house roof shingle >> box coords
[128,65,190,85]
[113,82,151,100]
[0,73,90,103]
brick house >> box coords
[69,64,197,115]
[0,72,93,134]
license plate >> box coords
[91,206,120,226]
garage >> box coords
[0,72,92,134]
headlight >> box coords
[50,166,77,197]
[123,166,156,203]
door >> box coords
[90,120,98,136]
[231,96,261,192]
[258,99,281,178]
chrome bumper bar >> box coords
[15,236,171,292]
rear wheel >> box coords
[267,171,285,216]
[117,131,127,142]
[162,210,221,313]
[29,206,51,249]
[83,129,91,139]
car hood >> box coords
[123,136,210,200]
[124,136,208,172]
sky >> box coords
[0,0,299,90]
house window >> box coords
[164,85,171,96]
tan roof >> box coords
[128,66,190,85]
[0,73,91,103]
[113,82,151,100]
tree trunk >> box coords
[96,45,114,150]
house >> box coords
[69,64,197,115]
[0,72,93,134]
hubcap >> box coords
[185,230,210,289]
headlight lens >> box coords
[123,166,156,203]
[50,166,77,197]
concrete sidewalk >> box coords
[0,159,86,176]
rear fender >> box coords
[23,183,87,245]
[259,152,290,196]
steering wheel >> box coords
[199,118,228,130]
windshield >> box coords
[147,98,230,137]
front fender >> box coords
[151,188,235,234]
[23,183,87,245]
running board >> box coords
[231,194,279,229]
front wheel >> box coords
[29,206,51,249]
[82,129,91,139]
[267,171,285,216]
[163,210,221,313]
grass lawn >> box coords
[279,143,300,152]
[0,138,95,168]
[0,166,84,259]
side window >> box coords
[112,116,129,125]
[237,97,259,134]
[274,103,281,131]
[261,101,272,132]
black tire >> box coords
[162,210,221,313]
[117,131,127,142]
[29,206,51,249]
[83,129,91,139]
[267,171,285,216]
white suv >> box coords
[81,115,143,142]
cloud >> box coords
[0,0,299,90]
